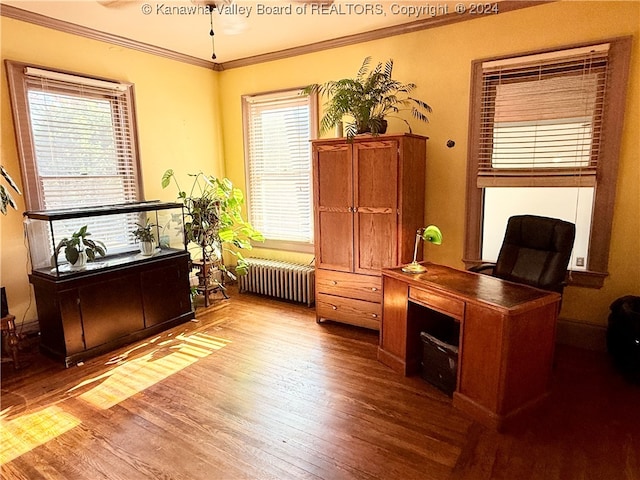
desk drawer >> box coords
[316,293,381,330]
[409,287,464,320]
[316,270,382,303]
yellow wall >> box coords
[1,17,222,324]
[218,1,640,328]
[1,1,639,332]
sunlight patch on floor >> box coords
[71,332,231,410]
[1,331,231,464]
[0,405,81,464]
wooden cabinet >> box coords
[30,252,193,367]
[312,134,427,329]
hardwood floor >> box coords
[1,288,639,479]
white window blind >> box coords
[478,44,609,187]
[6,62,143,256]
[243,90,313,248]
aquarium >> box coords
[24,201,186,278]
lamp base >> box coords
[401,261,427,274]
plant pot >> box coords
[356,118,388,135]
[71,250,87,269]
[376,119,388,134]
[356,122,371,135]
[139,241,155,256]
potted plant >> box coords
[161,170,264,288]
[133,219,156,256]
[303,57,432,139]
[53,225,107,269]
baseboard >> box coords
[18,318,40,337]
[556,317,607,352]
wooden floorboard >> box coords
[2,288,639,479]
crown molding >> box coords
[0,4,215,70]
[218,1,552,70]
[2,1,551,72]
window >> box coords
[5,61,142,255]
[465,38,631,287]
[242,89,316,253]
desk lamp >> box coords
[402,225,442,273]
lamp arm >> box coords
[411,228,425,264]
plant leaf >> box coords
[218,227,235,242]
[1,166,21,194]
[65,245,79,264]
[161,169,174,189]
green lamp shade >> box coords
[422,225,442,245]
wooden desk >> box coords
[378,263,561,431]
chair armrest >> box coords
[468,263,496,275]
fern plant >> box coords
[303,57,432,139]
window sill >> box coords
[463,259,608,289]
[566,270,608,289]
[251,239,314,255]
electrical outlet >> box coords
[576,257,585,267]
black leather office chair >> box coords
[471,215,576,294]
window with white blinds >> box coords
[5,61,142,255]
[242,89,315,252]
[478,44,608,187]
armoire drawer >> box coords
[316,293,381,330]
[316,269,382,303]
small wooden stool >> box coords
[1,314,20,369]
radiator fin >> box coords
[238,258,315,307]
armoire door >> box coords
[313,143,354,272]
[353,140,399,274]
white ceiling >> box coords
[2,0,454,65]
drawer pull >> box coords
[332,305,337,310]
[331,280,338,285]
[371,287,378,292]
[372,313,378,318]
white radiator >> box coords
[238,258,315,307]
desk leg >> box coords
[378,277,413,375]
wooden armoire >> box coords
[312,133,427,330]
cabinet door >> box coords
[79,272,145,350]
[141,259,191,328]
[353,140,398,274]
[313,143,354,272]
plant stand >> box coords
[192,259,229,307]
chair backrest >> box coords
[493,215,576,293]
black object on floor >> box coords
[607,295,640,383]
